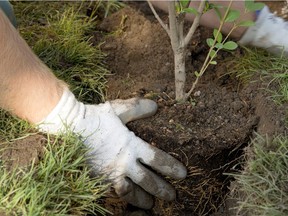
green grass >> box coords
[0,108,110,215]
[0,2,116,215]
[0,132,110,216]
[228,48,288,215]
[13,1,110,103]
[232,135,288,216]
[92,0,124,18]
[0,110,33,141]
[230,47,288,104]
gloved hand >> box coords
[37,88,187,209]
[239,5,288,56]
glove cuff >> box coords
[37,88,85,134]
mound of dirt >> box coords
[95,2,288,215]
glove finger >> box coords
[113,175,133,197]
[135,138,187,180]
[114,177,154,209]
[110,98,157,124]
[128,161,176,201]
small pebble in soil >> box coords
[197,101,205,108]
[128,210,149,216]
[168,91,174,98]
[231,101,243,112]
[194,90,201,97]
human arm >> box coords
[0,8,187,209]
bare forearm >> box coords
[0,9,65,123]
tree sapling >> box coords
[147,0,264,102]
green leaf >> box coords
[225,9,240,22]
[206,38,214,47]
[223,41,238,50]
[175,4,181,13]
[215,43,223,49]
[182,7,198,15]
[213,29,222,43]
[194,71,200,77]
[204,1,213,13]
[210,61,217,65]
[238,20,255,27]
[245,0,265,12]
[179,0,190,9]
[210,4,223,20]
[209,50,217,59]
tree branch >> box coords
[184,0,206,47]
[168,1,179,51]
[147,0,170,37]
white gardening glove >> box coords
[37,88,187,209]
[239,5,288,56]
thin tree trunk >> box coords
[174,49,186,101]
[149,1,206,101]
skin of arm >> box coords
[0,9,65,123]
[0,7,187,208]
[0,1,257,122]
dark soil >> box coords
[95,1,288,215]
[1,135,45,171]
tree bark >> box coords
[174,49,186,101]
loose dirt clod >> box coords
[1,134,46,171]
